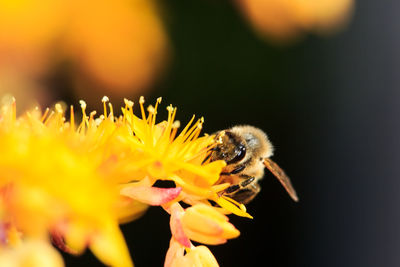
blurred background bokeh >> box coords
[2,0,400,266]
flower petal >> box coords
[120,186,181,206]
[89,220,133,267]
[169,202,191,248]
[173,160,225,185]
[181,228,227,245]
[114,195,149,224]
[170,175,213,197]
[191,246,219,267]
[164,237,185,267]
[214,196,253,219]
[51,229,79,255]
[170,245,219,267]
[181,204,240,245]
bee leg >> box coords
[224,184,240,194]
[220,164,245,176]
[240,176,255,187]
[230,182,261,204]
[224,176,255,194]
[223,175,260,204]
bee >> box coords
[208,125,298,204]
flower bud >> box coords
[181,204,240,245]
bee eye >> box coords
[227,144,246,164]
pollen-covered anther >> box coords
[55,104,63,114]
[94,118,103,126]
[139,96,145,104]
[102,96,109,103]
[79,100,86,110]
[172,121,181,128]
[124,98,134,108]
[89,111,97,121]
[166,105,174,113]
[217,136,223,144]
[216,130,225,144]
[157,97,162,103]
[147,105,156,114]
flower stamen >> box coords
[78,100,88,133]
[11,97,16,122]
[108,102,114,120]
[170,121,180,142]
[40,107,50,123]
[102,96,109,118]
[139,96,146,121]
[89,111,97,123]
[123,98,134,124]
[43,111,55,126]
[70,105,75,132]
[174,115,195,145]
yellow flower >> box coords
[116,96,251,218]
[0,0,168,98]
[0,97,134,266]
[64,0,168,93]
[108,94,250,266]
[0,95,255,266]
[88,96,251,265]
[237,0,354,42]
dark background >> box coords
[63,0,400,266]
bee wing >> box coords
[264,158,299,202]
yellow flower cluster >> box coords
[0,95,252,266]
[0,0,167,96]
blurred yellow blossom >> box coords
[237,0,354,42]
[64,0,168,100]
[0,97,133,266]
[0,240,64,267]
[0,0,168,103]
[0,95,255,266]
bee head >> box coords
[211,130,246,164]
